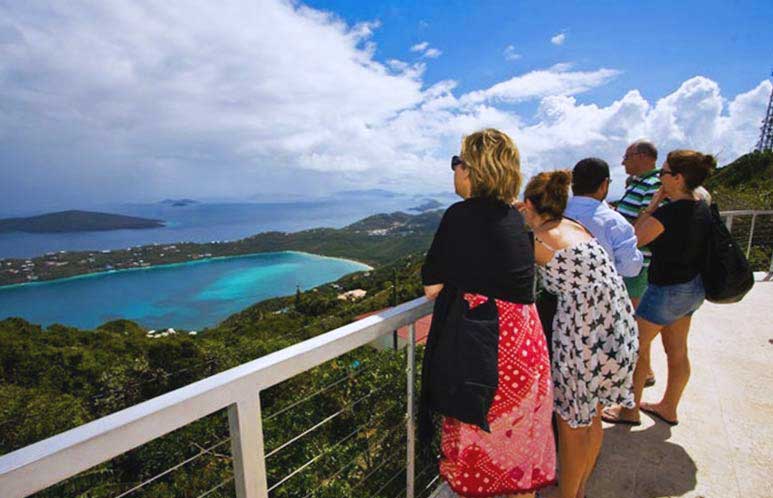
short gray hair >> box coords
[631,140,658,160]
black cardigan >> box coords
[421,197,535,303]
[418,197,535,445]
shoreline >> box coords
[0,250,373,291]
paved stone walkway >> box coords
[431,281,773,498]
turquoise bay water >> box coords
[0,252,370,330]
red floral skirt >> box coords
[439,294,556,497]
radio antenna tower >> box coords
[756,71,773,152]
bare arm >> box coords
[635,216,664,247]
[424,283,444,300]
[533,235,555,266]
[634,186,666,246]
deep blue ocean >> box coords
[0,193,452,330]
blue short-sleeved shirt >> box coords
[565,196,644,278]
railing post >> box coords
[768,247,773,281]
[747,214,757,258]
[406,323,416,498]
[228,392,268,498]
[725,214,734,232]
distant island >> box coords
[159,199,198,207]
[0,209,442,285]
[408,199,443,212]
[0,210,164,234]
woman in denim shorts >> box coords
[603,150,714,426]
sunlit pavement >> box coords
[432,279,773,498]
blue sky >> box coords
[307,0,771,104]
[0,0,771,213]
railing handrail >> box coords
[0,296,434,497]
[720,209,773,216]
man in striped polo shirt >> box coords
[617,139,661,386]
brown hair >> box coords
[523,170,572,219]
[460,128,522,204]
[666,149,715,191]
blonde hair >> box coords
[523,170,572,219]
[460,128,522,204]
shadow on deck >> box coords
[433,281,773,498]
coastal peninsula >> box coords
[0,210,442,286]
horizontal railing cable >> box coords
[264,363,369,421]
[112,437,231,498]
[349,446,405,492]
[369,467,406,498]
[194,475,234,498]
[265,384,388,458]
[267,400,404,493]
[95,361,376,497]
[393,461,438,498]
[417,474,441,498]
[298,419,406,498]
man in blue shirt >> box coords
[565,157,643,277]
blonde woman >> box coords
[421,129,556,497]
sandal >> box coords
[601,406,641,426]
[640,403,678,426]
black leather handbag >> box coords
[424,288,500,432]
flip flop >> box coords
[644,375,656,387]
[601,407,641,426]
[640,404,679,426]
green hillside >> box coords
[0,253,434,498]
[706,150,773,210]
[706,151,773,270]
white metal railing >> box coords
[1,209,771,497]
[720,209,773,277]
[0,296,434,498]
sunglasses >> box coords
[451,155,464,171]
[659,170,676,178]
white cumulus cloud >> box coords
[460,64,621,105]
[410,41,429,52]
[0,1,768,211]
[551,32,566,45]
[503,45,522,61]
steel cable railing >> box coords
[0,296,434,498]
[266,400,404,493]
[113,437,232,498]
[298,420,406,498]
[194,475,234,498]
[263,363,369,422]
[80,359,376,498]
[104,361,374,497]
[369,467,406,498]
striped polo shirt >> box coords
[617,169,661,267]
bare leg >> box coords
[557,416,591,498]
[631,296,655,384]
[642,315,692,422]
[603,317,661,423]
[577,405,604,498]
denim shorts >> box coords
[636,274,705,326]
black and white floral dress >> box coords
[538,237,638,427]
